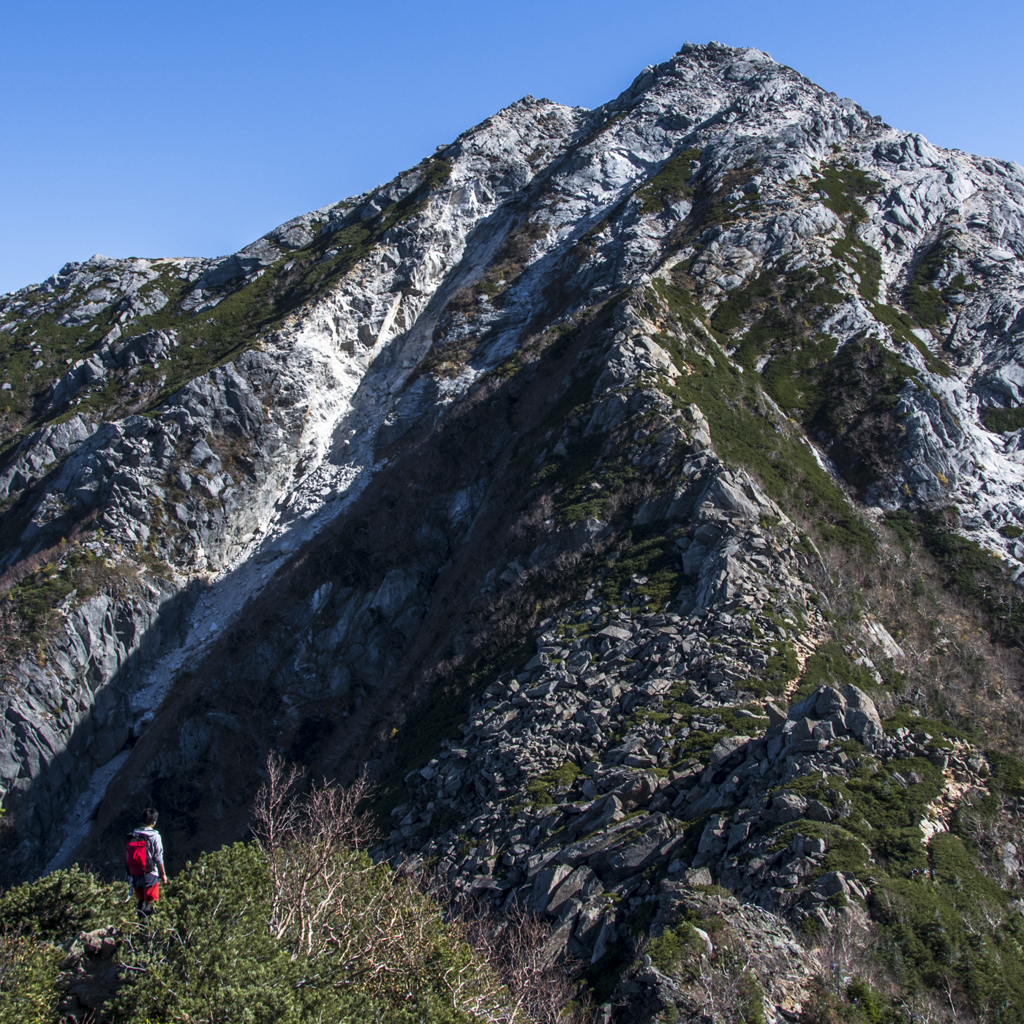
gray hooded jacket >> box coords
[132,826,165,886]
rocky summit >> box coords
[3,40,1024,1022]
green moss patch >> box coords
[983,405,1024,434]
[809,163,882,222]
[637,147,703,214]
[527,761,581,805]
[789,641,880,704]
[649,299,874,552]
[871,304,953,378]
[904,237,970,327]
[831,230,882,301]
[747,641,800,698]
[601,523,689,612]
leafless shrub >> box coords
[817,527,1024,760]
[252,756,537,1021]
[807,911,877,997]
[693,957,764,1024]
[459,900,589,1024]
[408,869,589,1024]
[251,754,380,957]
[955,792,1024,886]
[806,911,986,1024]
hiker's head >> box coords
[142,807,158,827]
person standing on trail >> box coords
[126,808,168,917]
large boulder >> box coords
[709,734,749,765]
[785,684,884,751]
[843,684,884,746]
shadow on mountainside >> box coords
[0,579,199,886]
[70,286,627,879]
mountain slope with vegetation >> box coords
[3,40,1024,1023]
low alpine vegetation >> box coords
[0,758,585,1023]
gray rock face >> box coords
[843,683,885,745]
[0,579,188,873]
[710,734,749,764]
[376,541,996,1000]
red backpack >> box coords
[126,832,151,878]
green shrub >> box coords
[802,976,898,1024]
[116,839,495,1024]
[0,832,518,1024]
[601,524,688,612]
[870,303,952,377]
[845,977,885,1024]
[904,240,969,327]
[790,641,878,703]
[736,969,765,1024]
[831,231,882,301]
[809,164,881,222]
[647,921,702,975]
[553,433,610,525]
[983,405,1024,434]
[527,761,581,804]
[0,932,63,1024]
[2,548,108,649]
[747,641,799,697]
[905,283,946,327]
[774,758,946,880]
[653,309,875,553]
[115,843,347,1024]
[637,148,703,213]
[881,710,965,743]
[0,864,131,939]
[986,749,1024,797]
[869,833,1024,1016]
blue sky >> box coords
[1,0,1021,295]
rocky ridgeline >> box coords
[610,885,818,1023]
[382,444,827,868]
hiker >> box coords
[126,807,168,917]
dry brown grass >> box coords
[817,523,1024,758]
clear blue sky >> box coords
[1,0,1021,295]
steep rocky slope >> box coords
[3,40,1024,1022]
